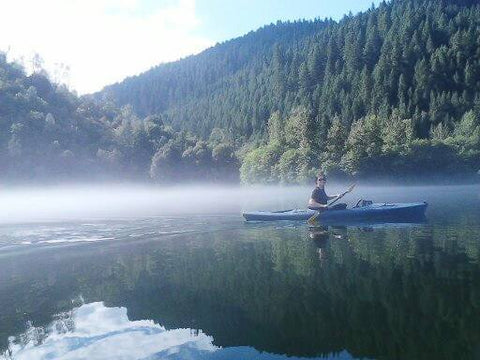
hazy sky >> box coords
[0,0,379,95]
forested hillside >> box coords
[0,55,237,183]
[98,0,480,183]
[2,0,480,184]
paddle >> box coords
[307,184,356,225]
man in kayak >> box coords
[308,174,346,211]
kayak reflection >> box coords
[307,221,427,262]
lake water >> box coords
[1,184,480,359]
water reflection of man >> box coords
[309,226,329,260]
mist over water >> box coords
[0,184,248,224]
[0,183,479,224]
[0,183,330,224]
[1,183,480,359]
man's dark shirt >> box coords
[311,187,328,205]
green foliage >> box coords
[339,114,386,175]
[283,107,314,150]
[150,140,182,182]
[430,122,451,143]
[275,148,311,184]
[341,119,369,175]
[0,53,240,183]
[447,110,480,162]
[267,112,284,144]
[240,107,317,184]
[381,112,414,155]
[320,117,348,173]
[341,115,383,174]
[240,142,282,184]
[212,143,239,182]
[97,0,480,182]
[406,140,464,174]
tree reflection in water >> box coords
[1,217,480,359]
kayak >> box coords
[242,202,427,222]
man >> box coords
[308,174,345,211]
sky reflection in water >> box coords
[3,302,352,360]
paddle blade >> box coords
[307,212,320,225]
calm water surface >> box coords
[1,185,480,359]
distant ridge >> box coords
[95,19,332,137]
[96,0,480,142]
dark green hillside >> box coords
[98,19,331,137]
[0,55,112,181]
[0,55,237,183]
[2,0,480,184]
[98,0,480,183]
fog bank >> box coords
[0,183,478,224]
[0,184,312,224]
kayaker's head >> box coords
[316,173,327,188]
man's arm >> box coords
[327,194,341,201]
[308,198,328,208]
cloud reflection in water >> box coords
[3,302,216,359]
[2,302,355,360]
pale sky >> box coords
[0,0,379,95]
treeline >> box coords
[99,0,480,183]
[0,55,238,183]
[240,106,480,183]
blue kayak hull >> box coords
[243,202,428,222]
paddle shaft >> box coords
[307,184,356,225]
[328,190,349,207]
[307,196,342,225]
